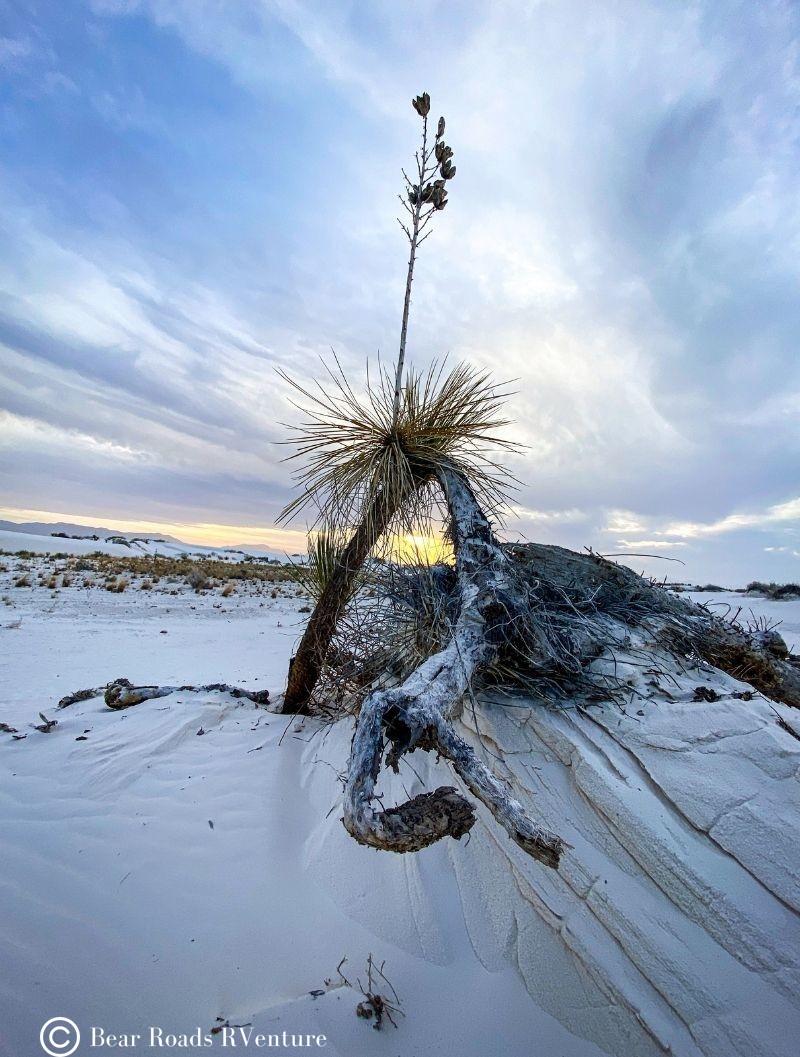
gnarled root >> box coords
[344,684,563,866]
[342,465,565,870]
[58,678,270,711]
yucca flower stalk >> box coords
[393,92,456,422]
[280,92,473,713]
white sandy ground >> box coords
[1,551,800,1057]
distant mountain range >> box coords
[0,520,183,543]
[0,519,301,560]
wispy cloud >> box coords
[0,0,798,583]
[614,539,688,551]
[662,497,800,539]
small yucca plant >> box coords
[287,528,373,604]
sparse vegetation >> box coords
[0,551,299,590]
[744,581,800,600]
[187,569,210,593]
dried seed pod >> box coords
[435,142,453,163]
[437,116,445,138]
[412,92,431,117]
[441,159,456,180]
[408,186,420,205]
[420,182,434,203]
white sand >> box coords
[1,554,799,1056]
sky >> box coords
[0,0,798,585]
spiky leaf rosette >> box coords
[277,357,520,540]
[288,528,374,604]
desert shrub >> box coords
[14,574,31,587]
[62,573,72,587]
[772,583,800,599]
[696,583,724,592]
[745,581,800,600]
[140,579,153,590]
[47,576,58,590]
[221,582,236,597]
[187,569,209,592]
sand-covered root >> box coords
[341,470,800,867]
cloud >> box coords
[0,0,798,583]
[662,497,800,539]
[0,36,33,64]
[614,539,688,550]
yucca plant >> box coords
[279,92,515,713]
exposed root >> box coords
[343,466,566,869]
[57,678,271,711]
[58,687,105,709]
[340,471,799,869]
[660,622,800,710]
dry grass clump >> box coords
[221,582,236,597]
[187,568,210,592]
[105,577,129,593]
[66,553,297,585]
[0,552,300,592]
